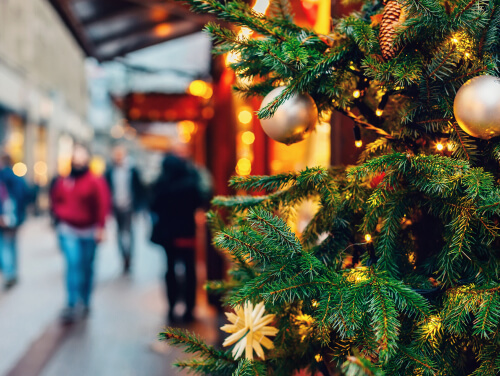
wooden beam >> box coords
[92,19,177,45]
[82,5,149,27]
[47,0,97,57]
[49,0,213,60]
[94,19,204,61]
[87,14,179,45]
[122,0,209,24]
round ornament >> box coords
[259,86,318,145]
[453,75,500,139]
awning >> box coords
[48,0,213,61]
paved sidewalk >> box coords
[0,215,218,376]
[0,217,64,376]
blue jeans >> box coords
[58,232,97,308]
[0,229,17,281]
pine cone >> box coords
[379,0,404,61]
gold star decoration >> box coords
[221,301,278,360]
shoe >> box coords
[60,307,77,325]
[4,278,17,290]
[82,306,91,318]
[123,258,131,275]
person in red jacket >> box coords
[50,144,110,324]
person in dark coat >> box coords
[150,153,203,323]
[0,154,29,289]
[105,145,144,274]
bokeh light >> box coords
[188,80,212,98]
[13,162,27,177]
[238,110,253,124]
[241,131,255,145]
[110,124,125,139]
[236,158,252,176]
[154,23,171,37]
[34,161,47,175]
[89,156,106,176]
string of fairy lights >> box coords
[230,0,271,177]
[350,33,470,152]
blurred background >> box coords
[0,0,360,375]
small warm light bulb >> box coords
[353,90,361,99]
[465,52,471,58]
[408,251,416,265]
[365,234,372,242]
[129,108,141,119]
[154,23,171,37]
[239,27,253,38]
[238,110,253,124]
[178,120,196,134]
[188,80,209,97]
[355,140,363,148]
[226,51,240,66]
[201,86,213,99]
[436,143,444,151]
[376,109,383,116]
[315,354,323,362]
[452,37,459,44]
[241,131,255,145]
[236,158,252,176]
[252,0,270,13]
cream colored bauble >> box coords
[259,86,318,145]
[453,75,500,139]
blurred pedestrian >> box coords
[50,144,110,323]
[0,154,29,289]
[105,145,143,274]
[150,153,203,323]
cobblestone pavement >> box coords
[0,215,218,376]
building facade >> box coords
[0,0,91,187]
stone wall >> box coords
[0,0,87,117]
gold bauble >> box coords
[453,75,500,139]
[259,86,318,145]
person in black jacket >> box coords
[150,153,203,323]
[105,145,144,274]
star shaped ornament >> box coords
[221,301,278,360]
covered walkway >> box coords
[0,215,218,376]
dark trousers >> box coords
[162,241,196,316]
[114,207,133,264]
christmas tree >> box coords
[160,0,500,374]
